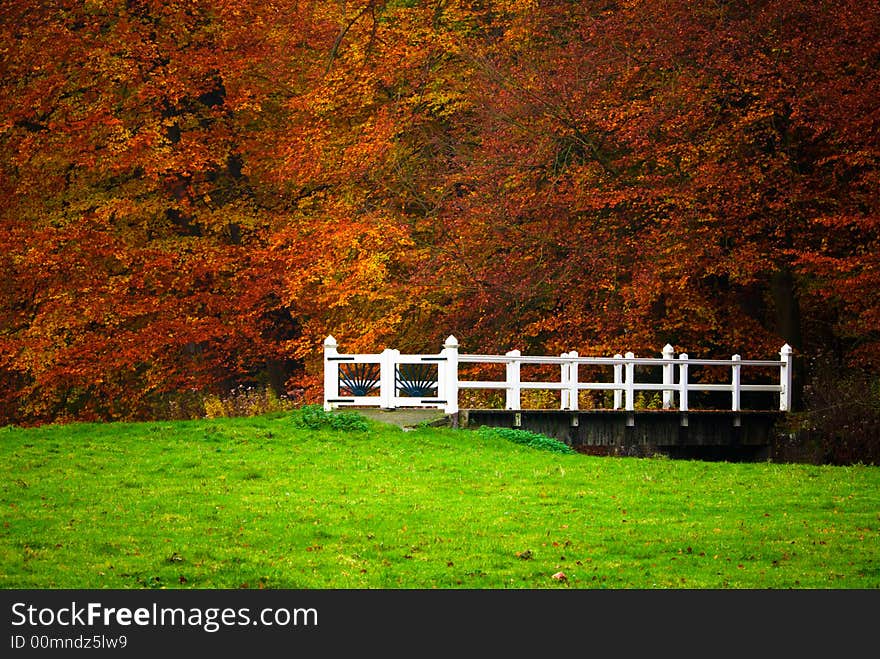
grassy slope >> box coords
[1,411,878,589]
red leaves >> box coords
[1,0,877,424]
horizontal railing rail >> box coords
[323,335,793,415]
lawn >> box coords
[2,407,878,589]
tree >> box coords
[1,0,877,424]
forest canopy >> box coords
[1,0,878,426]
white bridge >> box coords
[323,335,794,416]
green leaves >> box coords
[295,404,370,433]
[476,426,575,455]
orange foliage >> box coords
[1,0,877,424]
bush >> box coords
[476,426,575,454]
[295,404,370,432]
[774,358,880,465]
[203,385,296,419]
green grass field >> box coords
[2,407,878,589]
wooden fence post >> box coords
[380,348,397,409]
[568,351,579,411]
[624,352,635,411]
[780,343,793,412]
[443,335,459,415]
[506,349,521,410]
[560,352,569,410]
[323,335,339,411]
[613,354,623,409]
[679,353,689,412]
[662,343,675,409]
[731,354,741,412]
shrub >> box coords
[774,357,880,465]
[476,426,575,454]
[203,386,296,419]
[295,404,370,432]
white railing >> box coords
[323,335,793,415]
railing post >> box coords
[442,335,459,415]
[568,351,579,411]
[506,349,521,410]
[560,352,569,410]
[380,348,397,409]
[731,354,741,412]
[324,335,339,411]
[678,353,689,412]
[613,354,623,409]
[780,343,793,412]
[662,343,675,409]
[624,352,635,411]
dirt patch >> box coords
[346,408,451,430]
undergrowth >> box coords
[294,404,370,432]
[476,426,576,454]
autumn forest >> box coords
[1,1,878,445]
